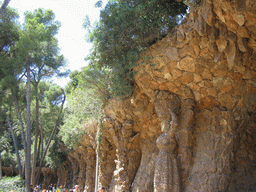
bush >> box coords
[85,0,187,97]
[60,67,110,149]
[0,176,25,192]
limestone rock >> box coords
[60,1,256,191]
[177,56,196,72]
[165,47,180,62]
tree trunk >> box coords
[31,83,39,186]
[40,118,44,160]
[0,152,2,180]
[94,149,99,192]
[0,0,11,17]
[35,91,66,184]
[37,136,41,163]
[25,62,32,192]
[11,90,26,179]
[11,89,27,156]
[3,109,23,177]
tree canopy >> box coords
[0,7,68,190]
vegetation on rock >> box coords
[85,0,187,97]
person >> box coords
[73,185,79,192]
[30,185,33,192]
[99,186,105,192]
[34,185,38,192]
[56,185,62,192]
[53,184,56,192]
[49,184,53,192]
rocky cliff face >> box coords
[60,0,256,191]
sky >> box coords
[8,0,107,87]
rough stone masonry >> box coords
[55,0,256,191]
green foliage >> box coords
[0,7,19,53]
[45,138,67,169]
[0,128,10,152]
[30,81,65,136]
[60,66,111,149]
[0,176,25,191]
[0,7,21,91]
[16,8,68,82]
[183,0,202,8]
[0,7,68,180]
[0,138,8,153]
[59,87,100,148]
[1,150,16,167]
[86,0,187,97]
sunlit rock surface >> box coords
[58,0,256,191]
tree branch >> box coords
[35,89,66,184]
[0,0,11,17]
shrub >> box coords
[85,0,187,98]
[0,176,25,192]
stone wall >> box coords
[58,0,256,191]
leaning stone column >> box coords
[109,120,141,192]
[84,146,96,192]
[187,108,236,191]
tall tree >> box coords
[0,0,11,17]
[0,7,67,190]
[0,7,24,178]
[11,8,66,191]
[35,86,66,184]
[1,107,23,177]
[22,9,67,186]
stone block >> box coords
[219,78,233,93]
[216,35,228,52]
[248,39,256,51]
[199,36,210,49]
[233,66,245,78]
[211,60,228,78]
[163,73,172,80]
[224,41,237,69]
[200,87,208,98]
[149,42,167,57]
[242,69,253,79]
[179,72,194,84]
[166,82,179,93]
[237,37,248,52]
[171,68,182,79]
[218,92,237,109]
[201,68,213,80]
[179,45,197,59]
[237,26,250,38]
[152,57,166,69]
[194,74,203,83]
[223,11,239,33]
[165,46,180,62]
[166,59,177,71]
[188,82,200,92]
[214,7,226,23]
[207,88,218,97]
[177,56,196,72]
[232,13,245,26]
[231,72,242,80]
[198,96,220,110]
